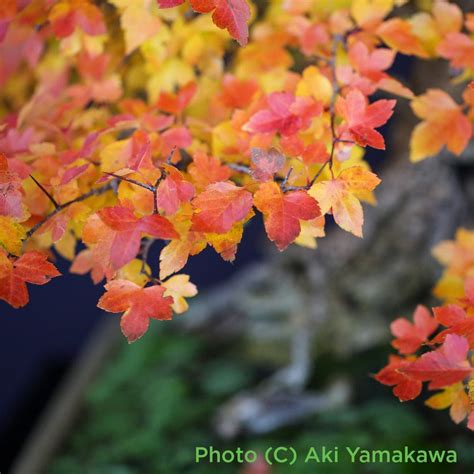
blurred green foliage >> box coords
[50,328,473,474]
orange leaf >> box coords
[309,166,380,237]
[0,251,60,308]
[254,182,320,251]
[191,182,253,233]
[98,279,173,342]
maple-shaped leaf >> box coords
[84,206,178,272]
[162,274,197,313]
[438,32,474,71]
[157,0,251,46]
[156,166,195,215]
[218,74,258,109]
[425,383,471,425]
[159,239,193,280]
[0,154,25,219]
[156,82,197,115]
[309,166,381,237]
[243,92,322,137]
[191,182,253,233]
[0,251,61,308]
[432,304,474,347]
[0,215,26,256]
[375,355,423,402]
[377,18,428,58]
[188,151,232,189]
[410,89,471,162]
[110,0,162,55]
[70,248,106,284]
[391,305,438,355]
[337,89,395,150]
[250,147,285,182]
[98,280,173,342]
[401,334,474,390]
[254,182,320,251]
[49,0,106,38]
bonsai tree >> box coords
[1,0,473,430]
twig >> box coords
[104,172,155,192]
[228,163,252,175]
[25,181,116,239]
[30,175,59,209]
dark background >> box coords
[0,218,265,470]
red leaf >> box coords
[158,0,250,46]
[157,0,185,6]
[156,81,197,115]
[191,182,253,233]
[433,304,474,346]
[208,0,251,46]
[254,182,320,251]
[98,280,173,342]
[0,153,24,219]
[86,206,178,271]
[250,147,285,182]
[337,89,395,149]
[156,166,195,215]
[401,334,473,390]
[375,355,423,402]
[243,92,322,137]
[188,151,232,188]
[390,305,438,355]
[0,251,61,308]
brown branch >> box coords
[25,180,116,239]
[104,172,155,192]
[30,175,59,209]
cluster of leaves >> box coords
[0,0,473,342]
[376,229,474,431]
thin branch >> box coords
[104,172,155,192]
[228,163,252,175]
[30,175,59,209]
[281,167,293,191]
[26,180,116,239]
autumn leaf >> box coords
[254,182,320,251]
[438,32,474,70]
[309,166,380,237]
[188,151,232,189]
[377,18,428,57]
[243,92,322,137]
[191,182,253,234]
[156,81,197,115]
[49,0,106,38]
[375,355,423,402]
[157,0,251,46]
[250,147,285,182]
[162,274,197,313]
[390,305,438,355]
[98,279,173,342]
[156,165,195,215]
[84,206,178,271]
[337,89,395,150]
[0,216,26,255]
[425,383,471,425]
[0,251,60,308]
[159,239,193,280]
[432,304,474,347]
[401,334,474,390]
[410,89,471,162]
[0,154,26,219]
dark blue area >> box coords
[0,217,265,469]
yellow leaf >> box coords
[163,274,198,314]
[309,167,380,237]
[0,216,26,255]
